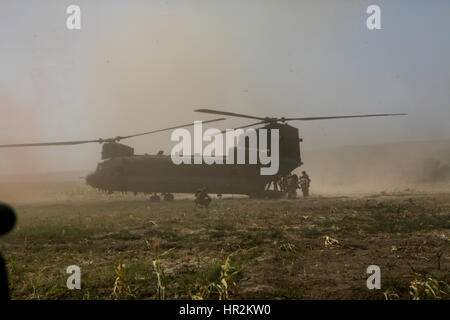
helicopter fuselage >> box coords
[86,123,303,196]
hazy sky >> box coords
[0,0,449,174]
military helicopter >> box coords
[0,109,406,199]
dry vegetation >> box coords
[0,181,449,300]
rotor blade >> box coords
[0,118,226,148]
[233,121,267,130]
[118,117,226,140]
[0,139,102,148]
[206,121,267,136]
[284,113,407,121]
[195,109,266,121]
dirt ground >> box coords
[0,182,449,300]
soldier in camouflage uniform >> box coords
[286,174,299,199]
[299,171,311,198]
[195,188,211,207]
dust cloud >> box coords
[0,90,48,175]
[1,2,450,201]
[299,140,450,195]
[83,5,237,158]
[2,139,450,205]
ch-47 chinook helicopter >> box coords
[0,109,406,199]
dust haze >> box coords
[300,140,450,195]
[1,1,450,198]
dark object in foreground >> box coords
[0,203,16,300]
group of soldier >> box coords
[150,171,311,206]
[267,170,311,199]
[194,170,311,205]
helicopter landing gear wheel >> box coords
[149,193,161,202]
[163,193,174,201]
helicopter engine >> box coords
[101,142,134,160]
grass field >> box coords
[1,182,449,300]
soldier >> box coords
[287,173,299,199]
[195,188,211,207]
[299,171,311,198]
